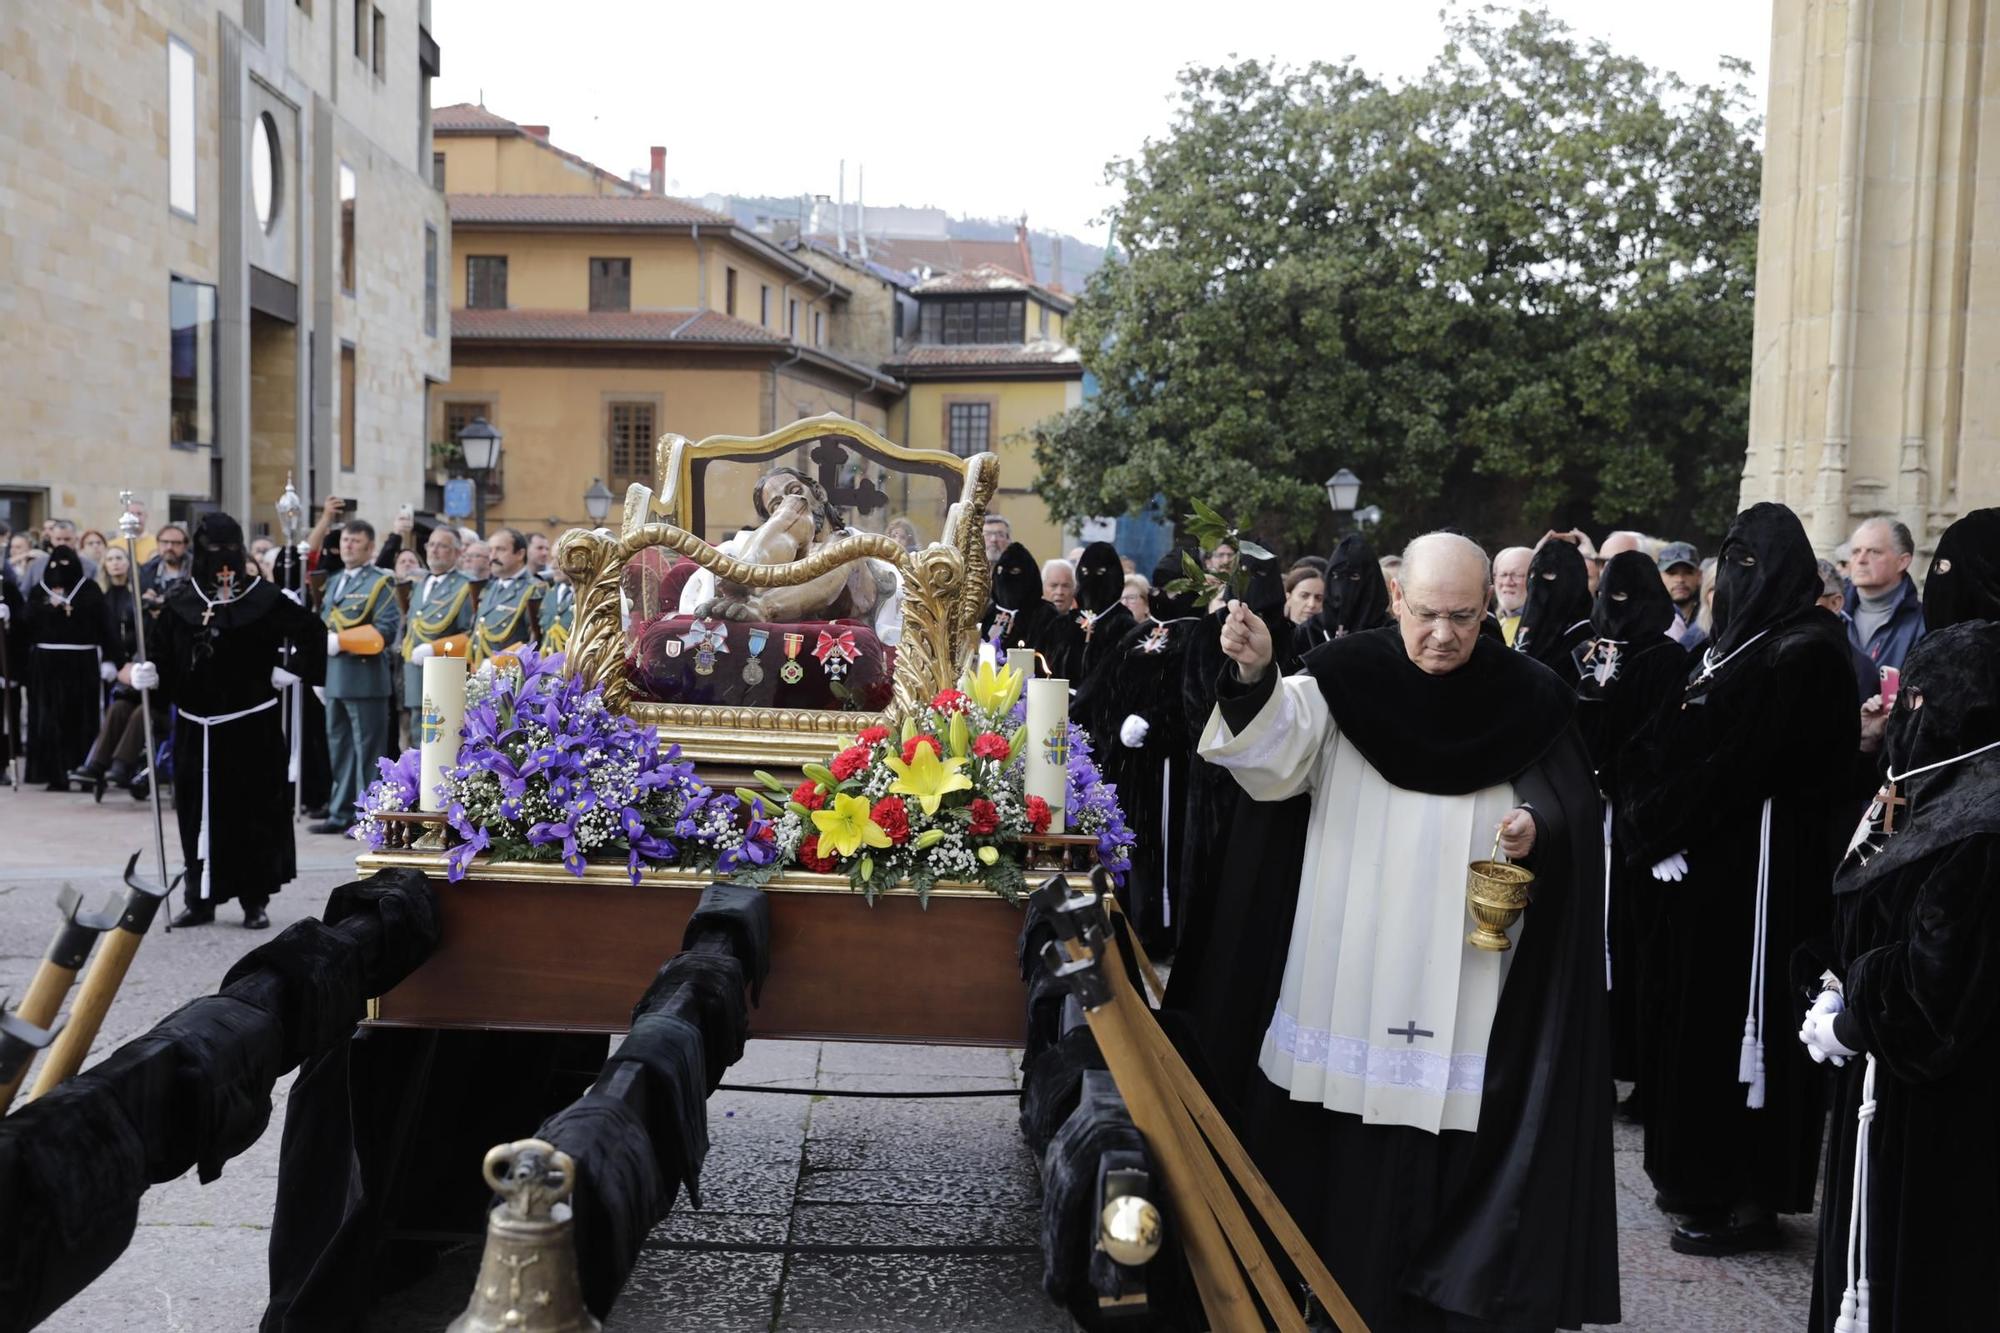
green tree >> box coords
[1032,6,1761,553]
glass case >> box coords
[559,415,998,767]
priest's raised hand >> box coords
[1195,532,1617,1333]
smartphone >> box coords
[398,503,414,520]
[1879,666,1900,705]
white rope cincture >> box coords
[1886,736,2000,787]
[1160,761,1173,930]
[179,696,279,887]
[188,575,265,621]
[1603,800,1615,990]
[1834,1053,1878,1333]
[1739,796,1773,1109]
[1694,627,1773,688]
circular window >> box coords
[251,113,280,233]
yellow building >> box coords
[885,266,1083,562]
[430,105,901,541]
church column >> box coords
[1813,0,1876,552]
[1895,0,1949,553]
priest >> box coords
[1618,502,1857,1255]
[1514,539,1594,686]
[1198,532,1618,1332]
[131,513,327,927]
[1800,620,2000,1333]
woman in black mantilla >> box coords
[1514,539,1594,686]
[1578,551,1688,1101]
[1295,533,1391,655]
[1618,502,1857,1254]
[981,541,1068,669]
[1799,620,2000,1333]
[24,545,117,790]
[134,513,326,928]
[1075,551,1203,956]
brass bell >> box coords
[448,1138,600,1333]
[1098,1193,1164,1267]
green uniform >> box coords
[320,563,400,825]
[400,569,476,708]
[472,569,544,664]
[540,581,576,654]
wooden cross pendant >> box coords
[1879,782,1907,834]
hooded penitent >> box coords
[1590,550,1676,646]
[1921,507,2000,631]
[1303,534,1391,648]
[987,542,1041,623]
[1707,502,1822,667]
[1515,540,1593,680]
[192,512,252,594]
[1148,548,1198,622]
[38,545,85,598]
[982,542,1068,668]
[1074,542,1124,615]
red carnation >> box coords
[972,732,1011,762]
[931,689,968,714]
[792,780,826,811]
[901,734,942,765]
[857,725,891,746]
[1026,795,1052,835]
[871,797,912,845]
[830,745,872,782]
[799,845,839,873]
[968,798,1000,836]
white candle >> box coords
[1025,676,1069,829]
[418,655,468,812]
[1006,647,1036,682]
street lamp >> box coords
[456,416,502,536]
[582,477,615,526]
[1324,468,1362,516]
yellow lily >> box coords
[811,792,893,860]
[965,658,1024,717]
[885,741,973,816]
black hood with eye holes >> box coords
[1074,542,1124,614]
[989,542,1042,612]
[1710,502,1821,661]
[1922,506,2000,630]
[1516,540,1592,669]
[1591,550,1675,643]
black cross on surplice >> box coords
[1387,1020,1434,1045]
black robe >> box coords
[1205,631,1619,1332]
[981,541,1071,671]
[1515,540,1594,687]
[1619,503,1857,1215]
[1076,614,1200,955]
[24,564,115,786]
[0,568,21,772]
[152,578,326,904]
[1576,552,1689,1085]
[1056,541,1134,693]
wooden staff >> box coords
[0,887,116,1112]
[26,853,170,1101]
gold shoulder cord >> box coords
[325,571,390,633]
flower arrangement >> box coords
[755,658,1135,904]
[357,645,804,884]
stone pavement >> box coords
[2,785,1814,1330]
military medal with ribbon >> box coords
[813,628,859,680]
[680,618,729,676]
[743,628,769,685]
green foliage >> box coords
[1031,5,1762,553]
[1163,499,1268,603]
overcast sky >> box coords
[430,0,1772,241]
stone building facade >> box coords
[1745,0,2000,553]
[0,0,449,540]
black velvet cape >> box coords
[152,575,325,904]
[982,541,1071,669]
[23,552,114,785]
[1618,505,1858,1216]
[1514,540,1593,687]
[1175,634,1620,1331]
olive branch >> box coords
[1161,498,1273,605]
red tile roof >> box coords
[886,340,1085,374]
[912,263,1075,312]
[449,193,735,227]
[452,308,785,346]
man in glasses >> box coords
[1194,531,1616,1331]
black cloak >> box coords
[1618,502,1856,1216]
[151,514,327,907]
[1197,629,1617,1332]
[1295,533,1391,655]
[1808,621,2000,1332]
[24,546,115,786]
[1057,541,1134,689]
[1513,539,1594,685]
[982,541,1068,668]
[1920,506,2000,630]
[1576,551,1688,1084]
[1075,549,1203,954]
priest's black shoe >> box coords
[130,773,151,801]
[69,763,106,800]
[171,905,216,928]
[242,905,271,930]
[1669,1213,1780,1256]
[304,804,329,821]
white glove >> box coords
[1799,993,1858,1066]
[1119,714,1150,748]
[0,601,10,623]
[326,630,342,656]
[271,665,301,689]
[129,660,160,691]
[312,685,327,705]
[100,660,118,684]
[411,642,435,662]
[1651,851,1689,883]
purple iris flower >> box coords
[618,807,647,840]
[445,825,490,882]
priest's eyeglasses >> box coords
[1404,604,1483,630]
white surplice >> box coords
[1200,674,1520,1133]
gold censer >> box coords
[1466,831,1534,952]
